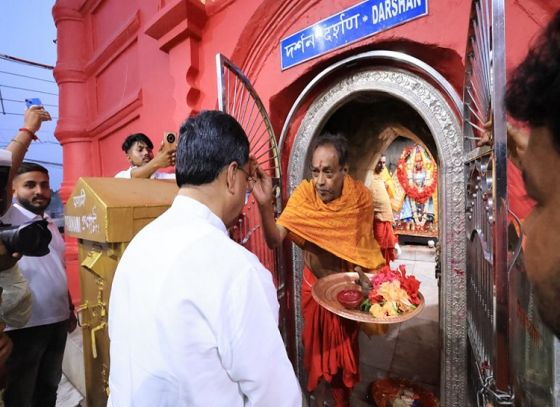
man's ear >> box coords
[343,165,349,173]
[225,162,238,195]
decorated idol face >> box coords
[415,157,423,171]
[522,125,560,338]
[311,144,347,203]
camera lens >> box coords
[0,220,52,256]
[166,133,176,144]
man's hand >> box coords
[251,164,274,208]
[151,141,176,169]
[476,119,493,147]
[23,105,51,133]
[0,240,22,272]
[477,120,529,170]
[0,323,13,366]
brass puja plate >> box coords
[312,272,425,323]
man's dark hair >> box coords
[16,162,49,177]
[175,110,249,187]
[121,133,154,153]
[505,10,560,152]
[311,132,349,166]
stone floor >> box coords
[56,244,438,407]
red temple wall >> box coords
[53,0,555,302]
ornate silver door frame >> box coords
[286,65,466,405]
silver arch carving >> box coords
[278,50,464,155]
[286,67,466,406]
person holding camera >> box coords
[0,106,75,406]
[0,106,50,391]
[114,132,176,179]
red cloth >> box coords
[301,266,360,404]
[373,220,397,263]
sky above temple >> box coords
[0,0,61,190]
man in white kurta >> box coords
[108,110,301,406]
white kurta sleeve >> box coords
[220,265,302,407]
[153,171,176,180]
[114,168,132,178]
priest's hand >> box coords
[252,163,274,208]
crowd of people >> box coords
[0,8,559,407]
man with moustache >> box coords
[253,132,384,406]
[1,162,74,406]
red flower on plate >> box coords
[366,264,422,307]
[396,264,421,306]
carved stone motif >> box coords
[287,67,465,405]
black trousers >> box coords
[3,320,68,407]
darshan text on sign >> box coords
[280,0,428,70]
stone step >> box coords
[397,244,436,262]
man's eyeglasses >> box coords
[237,167,255,193]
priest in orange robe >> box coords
[371,155,399,263]
[253,132,385,407]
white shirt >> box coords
[108,196,302,407]
[114,167,175,179]
[1,203,68,329]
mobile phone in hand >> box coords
[163,131,178,149]
[25,98,42,108]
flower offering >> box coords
[360,264,421,318]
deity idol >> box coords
[394,145,438,234]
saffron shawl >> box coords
[278,176,385,269]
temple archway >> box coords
[286,65,466,405]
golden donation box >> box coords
[65,177,177,406]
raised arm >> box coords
[129,141,176,179]
[3,106,51,213]
[251,164,287,248]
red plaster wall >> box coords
[53,0,555,303]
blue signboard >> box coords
[280,0,428,70]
